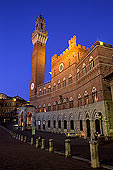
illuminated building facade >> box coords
[0,93,28,122]
[20,16,113,138]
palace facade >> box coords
[18,15,113,138]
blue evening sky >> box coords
[0,0,113,100]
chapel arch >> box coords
[20,111,23,127]
[27,112,32,128]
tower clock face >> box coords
[59,63,64,72]
[31,83,34,90]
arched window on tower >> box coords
[89,56,94,70]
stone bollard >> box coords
[19,135,21,140]
[49,139,53,153]
[16,134,18,139]
[36,138,40,148]
[41,139,45,150]
[21,135,23,142]
[31,137,33,145]
[65,139,71,158]
[24,136,27,143]
[13,133,16,139]
[89,140,100,168]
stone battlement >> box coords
[51,35,89,63]
[51,36,113,64]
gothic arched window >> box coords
[83,63,86,75]
[84,91,89,105]
[63,77,66,87]
[58,80,61,89]
[92,87,98,103]
[89,56,94,70]
[77,69,80,80]
[69,74,73,84]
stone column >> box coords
[90,120,95,140]
[89,140,100,168]
[65,139,71,158]
[49,139,53,153]
[23,110,27,130]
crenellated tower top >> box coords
[32,15,48,45]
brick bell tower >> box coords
[30,15,48,98]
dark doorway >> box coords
[53,120,56,128]
[70,120,74,130]
[80,120,83,131]
[86,119,90,137]
[64,120,67,129]
[58,120,61,129]
[43,120,45,130]
[48,120,50,128]
[95,119,100,134]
